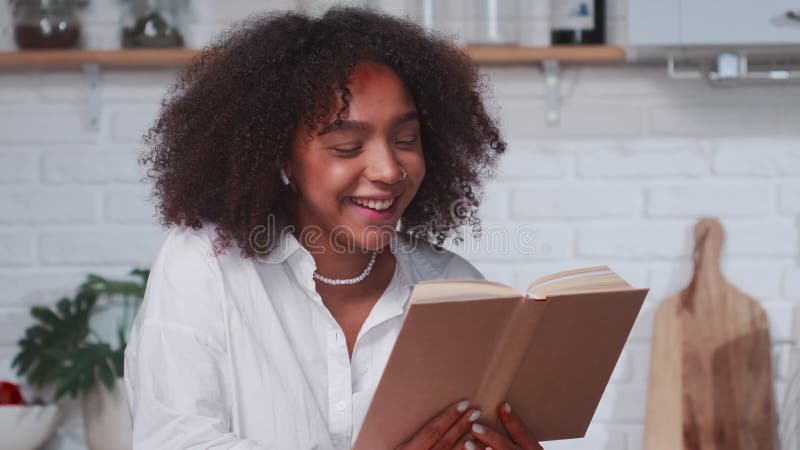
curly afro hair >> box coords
[140,5,507,259]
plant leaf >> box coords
[54,344,112,400]
[31,307,62,329]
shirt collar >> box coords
[253,229,307,265]
[364,232,417,327]
[389,233,416,308]
[255,229,417,313]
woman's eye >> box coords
[332,146,362,154]
[396,138,418,146]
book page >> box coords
[412,279,522,304]
[526,265,633,299]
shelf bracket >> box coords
[542,59,560,126]
[81,63,101,131]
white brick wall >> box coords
[0,1,798,450]
[780,183,800,214]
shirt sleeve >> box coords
[124,227,268,449]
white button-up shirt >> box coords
[124,222,484,449]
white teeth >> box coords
[352,197,394,211]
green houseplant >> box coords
[11,268,149,400]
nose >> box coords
[364,145,406,185]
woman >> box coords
[125,5,542,450]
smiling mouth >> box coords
[347,196,397,211]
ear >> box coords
[280,165,298,193]
[279,167,290,184]
[280,160,294,178]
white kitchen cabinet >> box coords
[629,0,800,46]
[628,1,681,46]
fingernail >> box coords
[471,423,485,434]
[456,400,469,413]
[503,401,511,413]
[464,440,476,450]
[467,409,481,422]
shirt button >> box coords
[336,401,346,411]
[358,365,368,374]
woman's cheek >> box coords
[409,155,425,187]
[320,161,360,193]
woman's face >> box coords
[287,61,425,251]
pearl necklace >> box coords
[312,251,378,285]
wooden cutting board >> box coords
[643,217,775,450]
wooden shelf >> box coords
[0,49,199,69]
[465,45,625,63]
[0,45,624,69]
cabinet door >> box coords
[628,0,681,45]
[681,0,800,45]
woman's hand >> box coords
[395,399,483,450]
[464,401,543,450]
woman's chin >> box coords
[331,225,395,252]
[356,230,395,252]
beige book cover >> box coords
[352,265,649,450]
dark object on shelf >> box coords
[14,23,81,49]
[10,0,88,49]
[120,0,187,49]
[122,11,184,48]
[550,0,605,45]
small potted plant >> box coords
[11,268,149,450]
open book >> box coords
[352,265,649,450]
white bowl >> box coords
[0,404,60,450]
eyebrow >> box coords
[316,110,419,136]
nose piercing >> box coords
[398,167,407,182]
